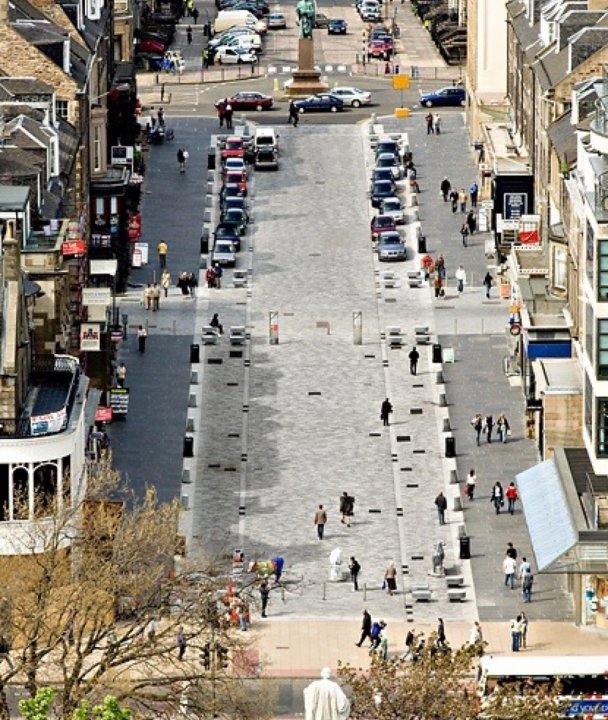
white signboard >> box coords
[80,323,101,351]
[111,146,134,167]
[82,287,112,306]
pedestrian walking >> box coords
[449,188,459,213]
[491,481,504,514]
[465,468,477,500]
[187,271,197,298]
[186,25,193,44]
[440,176,451,200]
[192,6,199,23]
[519,556,531,580]
[522,573,534,603]
[313,504,327,540]
[384,561,397,596]
[510,616,521,652]
[210,313,224,334]
[224,103,233,130]
[503,554,517,589]
[217,100,226,128]
[455,265,466,293]
[506,482,518,514]
[400,629,415,661]
[161,269,171,297]
[288,100,299,126]
[116,362,127,388]
[484,414,494,443]
[205,265,217,289]
[137,325,147,353]
[259,580,270,617]
[466,210,477,234]
[177,627,186,660]
[506,542,517,560]
[469,181,478,207]
[177,148,188,173]
[380,397,393,426]
[369,621,385,654]
[143,283,152,310]
[408,347,420,375]
[483,271,493,299]
[213,262,223,289]
[339,491,354,527]
[433,274,443,299]
[436,618,447,648]
[460,223,469,247]
[435,491,447,525]
[158,106,165,127]
[425,112,434,134]
[497,413,511,442]
[519,611,529,646]
[202,47,209,68]
[471,413,483,446]
[355,609,372,646]
[379,631,389,660]
[458,187,467,213]
[349,556,361,591]
[151,283,160,311]
[433,113,441,134]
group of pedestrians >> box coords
[425,112,441,135]
[217,100,234,129]
[471,412,511,445]
[312,491,355,541]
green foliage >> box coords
[92,697,131,720]
[19,687,57,720]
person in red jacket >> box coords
[506,482,518,515]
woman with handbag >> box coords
[491,481,504,515]
[497,413,511,443]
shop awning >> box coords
[516,459,578,571]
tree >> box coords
[0,457,274,720]
[338,634,564,720]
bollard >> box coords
[439,392,447,407]
[182,469,191,484]
[453,496,462,512]
[436,371,444,384]
[458,523,466,538]
[450,469,459,484]
[363,582,367,601]
[191,370,199,385]
[322,582,326,600]
[181,494,190,510]
[443,417,451,432]
[186,417,195,432]
[189,393,197,407]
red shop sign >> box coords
[95,406,113,422]
[62,239,87,256]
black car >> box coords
[214,224,241,251]
[223,196,250,213]
[370,168,395,186]
[293,93,344,113]
[219,184,245,208]
[328,18,347,34]
[255,148,279,170]
[375,140,402,159]
[371,180,395,208]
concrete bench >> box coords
[387,335,404,348]
[412,589,432,602]
[408,271,424,288]
[202,326,219,345]
[446,575,464,588]
[416,335,431,345]
[233,269,247,288]
[448,589,466,602]
[229,326,246,345]
[414,324,429,335]
[386,326,402,336]
[380,271,399,288]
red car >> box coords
[220,136,245,159]
[367,39,393,59]
[216,92,273,111]
[370,214,397,241]
[223,170,247,194]
[138,38,167,54]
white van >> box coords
[214,10,266,35]
[254,127,279,152]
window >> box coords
[598,399,608,457]
[0,465,8,522]
[93,125,102,172]
[55,99,69,121]
[12,466,29,520]
[586,303,593,364]
[33,463,57,518]
[585,373,593,443]
[599,320,608,379]
[552,245,567,290]
[600,239,608,301]
[586,221,594,285]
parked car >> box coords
[314,13,329,27]
[215,46,257,64]
[135,53,164,71]
[254,147,279,170]
[267,12,286,27]
[220,136,246,159]
[138,38,167,53]
[214,224,242,250]
[223,170,248,194]
[327,18,347,34]
[361,6,381,21]
[219,208,248,235]
[219,184,246,208]
[370,214,397,241]
[371,179,395,208]
[419,86,466,107]
[217,91,272,111]
[211,239,237,267]
[370,168,395,186]
[376,152,403,179]
[293,94,344,113]
[376,231,406,261]
[367,40,392,59]
[223,157,248,173]
[223,196,250,213]
[380,197,405,224]
[330,87,371,108]
[375,139,403,159]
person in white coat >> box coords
[455,265,467,293]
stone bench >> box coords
[446,575,464,588]
[233,269,247,288]
[380,271,399,288]
[387,335,404,348]
[412,589,432,602]
[408,271,424,288]
[229,326,246,345]
[447,589,466,602]
[201,326,219,345]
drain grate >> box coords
[396,435,411,442]
[410,408,423,415]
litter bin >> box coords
[200,233,209,254]
[445,436,456,458]
[417,235,427,254]
[459,535,471,560]
[183,436,194,458]
[432,343,442,364]
[190,343,200,364]
[207,150,216,170]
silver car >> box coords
[377,231,406,261]
[211,240,236,266]
[376,153,403,180]
[381,197,405,224]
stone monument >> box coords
[286,0,328,96]
[304,668,351,720]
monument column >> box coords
[286,22,329,95]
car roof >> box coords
[378,231,402,240]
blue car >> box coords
[370,180,394,208]
[293,94,344,113]
[328,18,347,34]
[419,86,466,108]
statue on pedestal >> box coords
[296,0,316,39]
[304,668,350,720]
[328,548,343,582]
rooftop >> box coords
[0,185,30,210]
